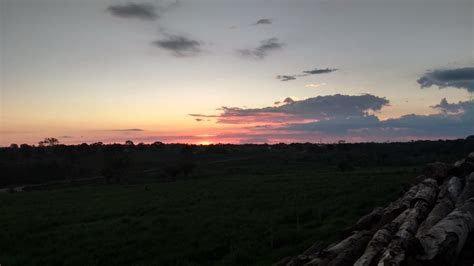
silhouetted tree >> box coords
[38,138,59,147]
[19,144,32,159]
[125,140,134,146]
[137,142,146,150]
[9,144,18,149]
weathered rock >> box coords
[306,231,372,266]
[356,179,438,266]
[417,198,474,265]
[456,173,474,207]
[326,231,373,266]
[274,257,294,266]
[411,178,438,207]
[377,200,433,265]
[414,174,427,184]
[467,152,474,162]
[417,176,463,237]
[354,210,411,266]
[423,162,450,183]
[377,184,420,228]
[283,242,323,266]
[449,160,474,178]
[351,207,384,232]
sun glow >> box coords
[197,141,211,145]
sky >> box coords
[0,0,473,145]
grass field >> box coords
[0,157,417,266]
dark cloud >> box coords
[277,67,338,82]
[153,35,201,56]
[189,113,218,118]
[107,129,144,132]
[238,37,283,59]
[283,99,474,139]
[283,115,381,134]
[276,75,297,81]
[107,3,158,20]
[190,94,473,141]
[417,67,474,93]
[302,68,338,75]
[253,18,272,25]
[431,98,470,114]
[194,118,211,122]
[283,97,294,104]
[191,94,389,124]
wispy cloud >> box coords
[277,68,338,82]
[238,37,283,59]
[302,68,338,75]
[252,18,273,25]
[153,35,201,56]
[276,75,297,81]
[418,67,474,93]
[107,3,158,20]
[189,113,219,118]
[106,129,144,132]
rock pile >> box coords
[278,152,474,266]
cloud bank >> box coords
[192,95,473,142]
[192,94,389,125]
[282,98,474,139]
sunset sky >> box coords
[1,0,473,145]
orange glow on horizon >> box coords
[195,134,217,137]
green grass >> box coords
[0,161,416,266]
